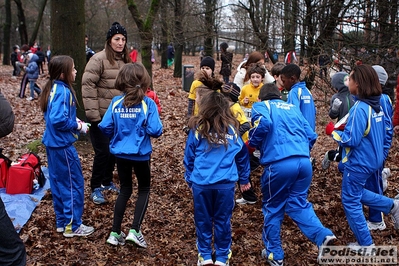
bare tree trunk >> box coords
[2,0,11,65]
[51,0,86,118]
[204,0,215,57]
[127,0,161,85]
[160,0,168,69]
[29,0,48,47]
[173,0,183,78]
[14,0,28,45]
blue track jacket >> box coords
[99,95,163,161]
[287,81,316,130]
[332,99,388,174]
[249,100,317,165]
[42,80,80,148]
[184,125,250,188]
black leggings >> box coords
[112,158,151,234]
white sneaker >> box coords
[367,220,386,231]
[27,97,33,101]
[235,197,256,205]
[348,242,375,255]
[63,224,94,237]
[197,259,214,266]
[106,231,126,246]
[318,235,337,262]
[56,227,64,233]
[382,168,390,192]
[126,229,147,248]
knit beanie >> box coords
[223,82,240,102]
[372,65,388,85]
[331,72,349,91]
[106,22,127,40]
[220,42,228,51]
[200,56,215,73]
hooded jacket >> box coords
[329,72,355,121]
[0,92,15,138]
[25,54,39,80]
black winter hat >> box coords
[220,42,228,51]
[200,56,215,73]
[222,82,241,103]
[106,22,127,40]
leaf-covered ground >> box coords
[1,56,399,266]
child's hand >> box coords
[240,183,251,192]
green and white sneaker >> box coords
[106,231,126,246]
[126,229,147,248]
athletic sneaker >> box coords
[63,224,94,237]
[106,231,126,246]
[321,151,330,170]
[390,200,399,229]
[367,220,386,231]
[102,182,120,194]
[214,260,229,266]
[261,249,283,266]
[56,227,64,233]
[126,229,147,248]
[197,258,213,266]
[317,235,337,262]
[348,242,375,255]
[235,198,256,205]
[27,97,33,101]
[91,188,107,205]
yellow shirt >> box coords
[230,102,249,142]
[238,82,264,108]
[188,80,204,116]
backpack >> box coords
[0,148,12,188]
[6,153,46,194]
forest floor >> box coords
[1,55,399,266]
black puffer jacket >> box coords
[0,92,15,138]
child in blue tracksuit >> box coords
[25,53,42,101]
[184,90,251,266]
[40,55,94,237]
[99,63,163,248]
[331,64,399,248]
[249,83,336,265]
[280,64,316,131]
[363,65,394,231]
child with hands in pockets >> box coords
[184,88,251,266]
[39,55,94,237]
[99,63,163,248]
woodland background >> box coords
[0,54,399,265]
[0,0,399,265]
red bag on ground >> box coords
[0,149,11,188]
[6,153,45,194]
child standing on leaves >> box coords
[184,89,251,266]
[330,64,399,249]
[39,55,94,237]
[322,72,354,170]
[99,63,163,247]
[25,53,42,101]
[281,64,316,131]
[249,83,336,265]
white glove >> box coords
[332,98,342,111]
[79,122,90,134]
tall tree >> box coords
[203,0,216,57]
[50,0,86,118]
[14,0,28,45]
[2,0,11,65]
[173,0,184,78]
[127,0,161,82]
[28,0,48,47]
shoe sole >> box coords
[106,239,125,246]
[63,232,94,237]
[126,238,147,248]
